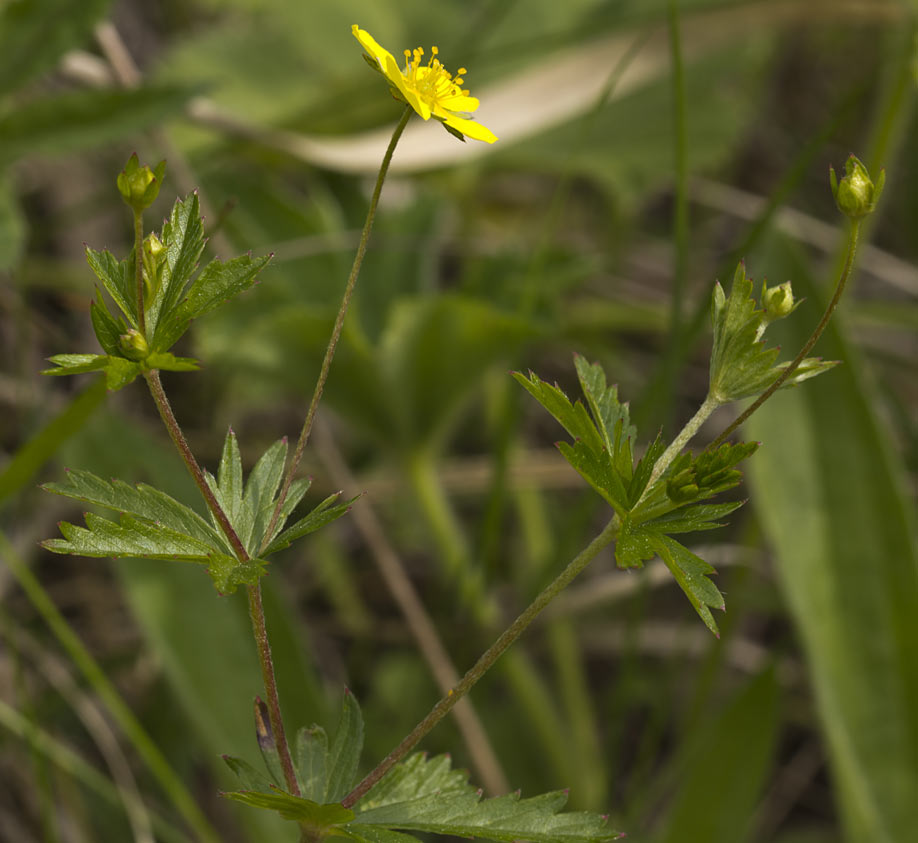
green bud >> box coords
[761,280,797,323]
[117,154,166,213]
[667,469,700,503]
[829,154,885,220]
[142,233,166,298]
[119,329,149,361]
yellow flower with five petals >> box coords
[352,25,497,144]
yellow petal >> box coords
[383,54,430,119]
[437,94,480,113]
[352,26,396,69]
[435,108,497,143]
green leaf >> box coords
[295,725,329,803]
[651,534,724,636]
[613,517,658,570]
[85,247,136,326]
[102,356,144,391]
[512,370,605,455]
[709,263,780,402]
[574,354,636,479]
[222,755,275,795]
[0,0,111,98]
[144,352,200,372]
[42,354,109,376]
[42,354,141,391]
[43,512,218,561]
[154,253,272,351]
[241,438,288,551]
[90,297,126,356]
[350,753,622,843]
[206,428,245,536]
[326,690,364,803]
[206,553,266,594]
[557,439,628,513]
[222,790,354,827]
[0,86,192,163]
[42,468,225,548]
[147,193,206,338]
[262,492,356,557]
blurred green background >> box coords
[2,0,917,841]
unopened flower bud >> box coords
[119,329,149,361]
[666,469,699,503]
[761,281,797,323]
[117,154,166,213]
[830,155,884,220]
[142,233,166,298]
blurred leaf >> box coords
[657,670,779,843]
[0,176,25,270]
[0,378,105,505]
[0,86,193,162]
[747,237,918,842]
[0,0,111,97]
[379,295,539,448]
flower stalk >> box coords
[341,515,620,808]
[260,105,413,555]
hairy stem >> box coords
[260,106,413,555]
[709,219,861,448]
[143,370,300,794]
[143,371,247,560]
[341,515,620,808]
[643,393,721,496]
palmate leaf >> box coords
[43,512,217,560]
[146,193,206,340]
[513,368,629,514]
[42,468,225,548]
[42,353,142,391]
[708,263,837,402]
[350,753,623,843]
[201,430,354,560]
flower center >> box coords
[403,46,468,106]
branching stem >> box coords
[260,106,413,555]
[143,369,300,795]
[710,219,861,448]
[341,515,620,808]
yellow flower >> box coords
[352,25,497,144]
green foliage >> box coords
[0,0,111,98]
[41,431,354,594]
[225,692,621,842]
[515,353,759,633]
[709,263,835,403]
[0,87,193,163]
[513,355,661,516]
[43,189,271,391]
